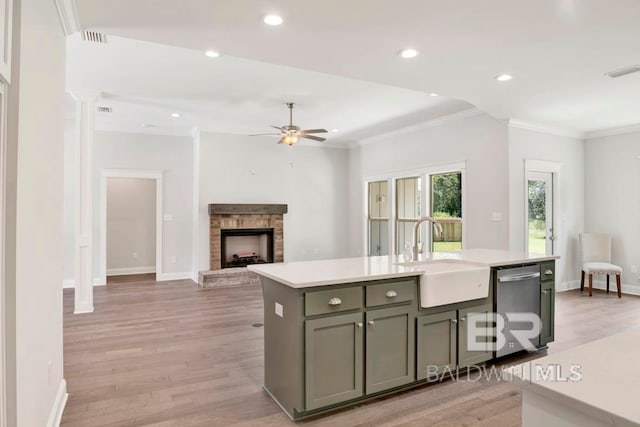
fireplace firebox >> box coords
[220,228,274,269]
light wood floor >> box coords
[61,276,640,427]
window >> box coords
[430,172,462,252]
[368,181,388,256]
[395,177,422,254]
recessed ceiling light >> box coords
[495,74,513,82]
[332,129,340,133]
[205,50,220,58]
[171,113,181,118]
[399,48,419,59]
[263,14,284,26]
[429,93,439,97]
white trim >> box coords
[556,280,580,293]
[353,107,483,147]
[0,78,7,427]
[53,0,80,35]
[156,272,194,282]
[63,278,106,289]
[556,279,640,296]
[191,127,200,281]
[46,379,68,427]
[106,266,156,276]
[100,170,164,287]
[508,118,583,139]
[584,122,640,140]
[92,277,106,286]
[0,0,12,84]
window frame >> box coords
[363,161,466,256]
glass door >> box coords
[527,171,554,255]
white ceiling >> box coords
[66,34,469,144]
[74,0,640,134]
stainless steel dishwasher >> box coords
[496,265,541,357]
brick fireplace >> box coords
[200,203,287,287]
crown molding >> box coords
[584,122,640,140]
[508,118,584,139]
[54,0,81,35]
[350,107,483,148]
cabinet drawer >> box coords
[366,279,415,307]
[305,287,362,316]
[540,261,555,283]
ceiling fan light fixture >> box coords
[283,135,299,145]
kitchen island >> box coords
[249,249,558,420]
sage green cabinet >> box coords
[365,306,415,394]
[416,311,457,380]
[457,303,494,368]
[305,312,364,410]
[539,281,555,346]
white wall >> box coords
[90,131,194,280]
[508,126,585,288]
[584,130,640,290]
[198,132,349,270]
[347,112,510,256]
[106,178,156,274]
[5,0,67,424]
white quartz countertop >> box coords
[507,327,640,425]
[247,249,558,288]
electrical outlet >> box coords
[132,252,138,259]
[171,256,177,264]
[631,265,638,274]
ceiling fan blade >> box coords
[300,129,328,134]
[302,134,326,142]
[249,133,281,136]
[271,125,284,131]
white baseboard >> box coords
[62,278,106,288]
[556,279,640,296]
[156,272,194,282]
[46,379,68,427]
[106,266,156,276]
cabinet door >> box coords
[416,311,457,381]
[458,304,493,368]
[539,282,555,346]
[305,312,364,410]
[365,306,415,394]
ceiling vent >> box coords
[96,106,112,113]
[81,30,108,44]
[604,65,640,78]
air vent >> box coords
[96,106,112,113]
[81,30,108,44]
[605,65,640,78]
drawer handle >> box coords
[328,297,342,306]
[368,320,375,326]
[356,322,363,328]
[385,290,398,298]
[545,269,553,276]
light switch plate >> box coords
[491,212,503,222]
[275,302,283,317]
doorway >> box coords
[106,177,157,282]
[100,170,163,285]
[526,171,555,255]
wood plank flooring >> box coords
[61,276,640,427]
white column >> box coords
[71,92,98,314]
[191,127,200,282]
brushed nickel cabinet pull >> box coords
[385,290,398,298]
[356,322,363,328]
[452,319,458,324]
[328,297,342,306]
[545,269,553,276]
[368,320,375,326]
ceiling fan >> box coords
[249,102,328,145]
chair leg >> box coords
[607,274,610,294]
[616,274,622,298]
[589,273,593,297]
[580,270,585,291]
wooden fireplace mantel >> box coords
[208,204,288,215]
